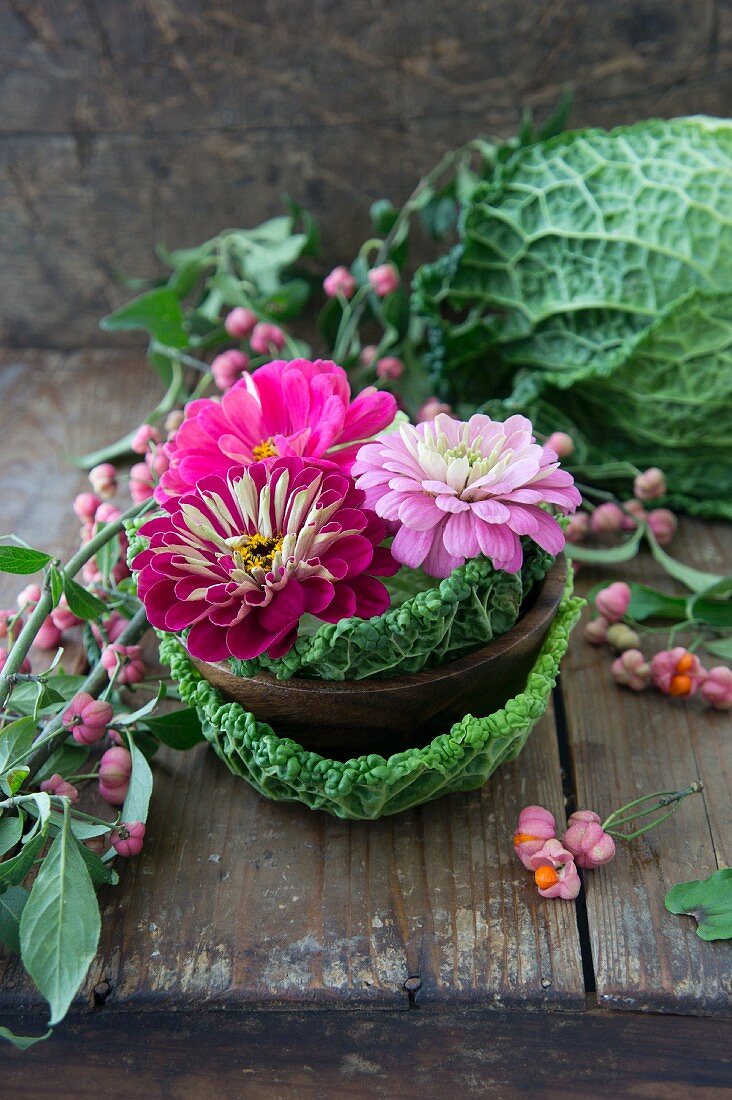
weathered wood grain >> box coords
[1,0,730,345]
[2,1008,731,1099]
[565,521,732,1016]
[0,349,584,1016]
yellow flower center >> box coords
[229,532,284,574]
[252,438,277,461]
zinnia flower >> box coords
[133,457,397,662]
[353,413,580,578]
[156,359,397,503]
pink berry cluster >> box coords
[209,308,288,392]
[0,580,86,670]
[567,467,676,548]
[585,582,731,709]
[514,805,615,899]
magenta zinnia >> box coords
[353,413,581,578]
[134,457,397,661]
[156,358,397,502]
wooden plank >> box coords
[1,2,731,346]
[0,348,584,1015]
[1,1008,731,1099]
[564,519,732,1016]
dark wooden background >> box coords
[2,0,731,349]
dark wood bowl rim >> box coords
[192,556,567,699]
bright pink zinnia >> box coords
[133,457,397,662]
[353,413,580,578]
[155,359,397,503]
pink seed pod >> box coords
[590,502,624,534]
[16,583,42,612]
[634,467,667,502]
[35,616,64,650]
[249,323,286,355]
[529,840,581,900]
[130,424,161,455]
[375,356,404,381]
[101,643,146,685]
[584,616,610,646]
[50,594,83,633]
[416,397,453,423]
[606,623,640,652]
[620,499,647,531]
[359,345,378,368]
[513,804,556,869]
[0,648,31,674]
[99,779,129,807]
[700,666,732,710]
[611,649,650,691]
[129,462,155,504]
[146,445,170,479]
[91,610,127,647]
[99,745,132,790]
[211,349,250,392]
[0,610,17,640]
[566,512,590,544]
[224,307,258,339]
[39,773,79,804]
[563,812,616,869]
[62,691,114,745]
[647,508,677,547]
[595,582,631,623]
[95,502,123,526]
[111,821,146,858]
[545,431,574,459]
[89,462,117,499]
[367,263,400,297]
[323,266,357,299]
[164,409,185,435]
[650,647,707,698]
[73,492,102,524]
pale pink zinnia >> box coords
[133,457,397,662]
[353,413,580,578]
[156,358,397,503]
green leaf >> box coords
[0,717,38,774]
[141,707,205,749]
[0,1026,51,1049]
[702,636,732,660]
[20,806,101,1025]
[34,744,89,785]
[261,279,311,320]
[2,767,29,796]
[0,813,24,857]
[38,810,110,842]
[61,574,107,621]
[95,526,121,588]
[49,566,64,607]
[121,735,153,824]
[73,836,119,888]
[645,529,725,594]
[113,681,165,727]
[565,526,644,565]
[0,885,29,953]
[0,546,51,575]
[665,868,732,941]
[626,583,686,622]
[100,287,188,349]
[69,429,136,469]
[0,831,44,889]
[7,674,86,718]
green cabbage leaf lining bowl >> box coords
[158,576,583,820]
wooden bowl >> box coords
[191,557,567,761]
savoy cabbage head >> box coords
[414,116,732,518]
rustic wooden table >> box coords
[0,354,730,1097]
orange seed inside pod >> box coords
[534,866,559,890]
